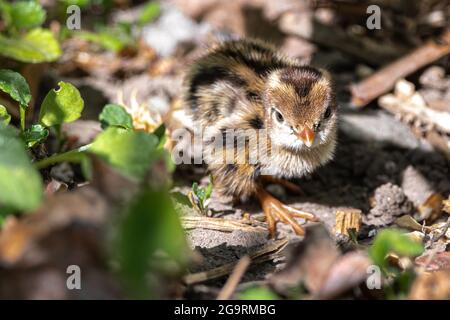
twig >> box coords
[351,28,450,107]
[430,216,450,244]
[217,256,251,300]
[183,238,288,285]
[181,216,267,233]
[378,85,450,134]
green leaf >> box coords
[239,287,279,300]
[61,0,90,8]
[23,124,49,147]
[192,182,203,201]
[204,175,213,199]
[0,105,11,125]
[116,187,188,297]
[99,104,133,130]
[0,0,13,28]
[75,30,125,52]
[153,123,166,143]
[89,127,159,180]
[0,28,62,63]
[138,2,161,26]
[192,178,213,208]
[39,81,84,126]
[369,229,424,272]
[0,124,43,212]
[10,1,46,30]
[0,69,31,107]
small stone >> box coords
[363,183,414,226]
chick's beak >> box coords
[297,127,315,147]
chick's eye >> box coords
[274,110,284,123]
[323,106,332,119]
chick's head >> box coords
[263,67,337,151]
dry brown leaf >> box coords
[415,252,450,271]
[0,187,108,266]
[395,215,430,232]
[269,225,340,294]
[443,197,450,214]
[419,193,444,223]
[409,269,450,299]
[315,252,371,299]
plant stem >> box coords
[34,144,91,169]
[19,106,26,132]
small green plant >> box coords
[369,229,424,274]
[189,176,213,215]
[0,69,86,217]
[67,1,160,53]
[0,68,170,223]
[369,229,424,299]
[0,0,61,63]
[0,69,84,143]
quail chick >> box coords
[183,39,338,237]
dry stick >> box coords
[217,256,251,300]
[181,216,267,233]
[351,28,450,107]
[183,239,288,285]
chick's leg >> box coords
[260,175,304,195]
[256,187,319,238]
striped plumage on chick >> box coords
[183,38,338,237]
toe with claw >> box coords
[256,187,319,238]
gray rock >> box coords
[142,6,210,57]
[340,109,423,149]
[364,183,413,226]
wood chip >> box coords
[334,208,362,236]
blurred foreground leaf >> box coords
[138,2,160,26]
[0,125,43,212]
[239,286,279,300]
[9,1,46,30]
[99,104,133,130]
[89,127,159,180]
[0,28,61,63]
[39,81,84,126]
[116,187,188,297]
[369,229,424,273]
[76,30,126,52]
